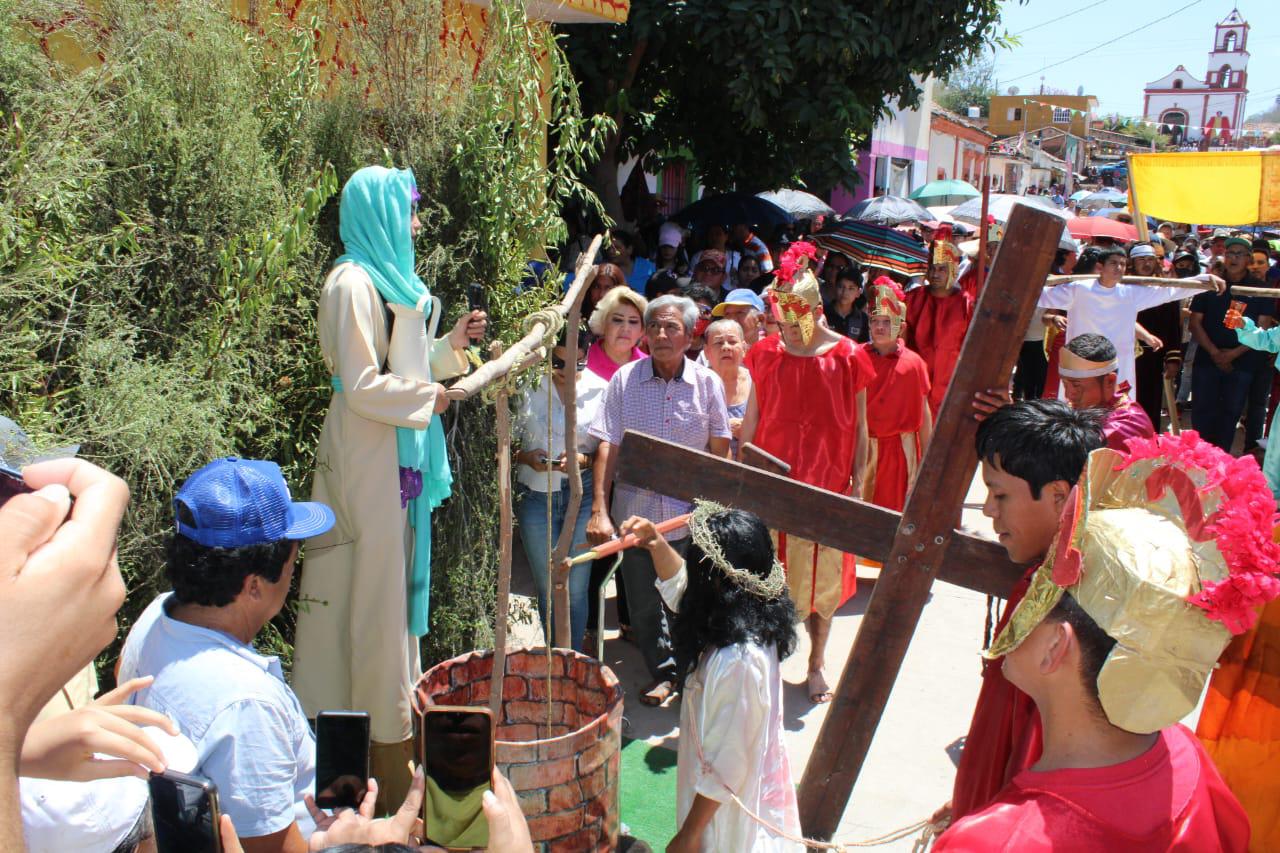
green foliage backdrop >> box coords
[0,0,606,677]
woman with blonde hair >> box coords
[583,284,648,650]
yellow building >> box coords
[988,94,1098,138]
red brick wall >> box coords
[416,649,624,852]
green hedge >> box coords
[0,0,608,677]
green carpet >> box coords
[619,737,679,847]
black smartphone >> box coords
[467,282,487,314]
[0,466,32,509]
[149,770,221,853]
[421,706,495,851]
[315,710,371,810]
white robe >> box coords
[657,568,804,852]
[292,262,469,744]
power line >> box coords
[1001,0,1207,85]
[1012,0,1114,37]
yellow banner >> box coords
[1129,150,1280,226]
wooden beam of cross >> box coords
[613,204,1065,840]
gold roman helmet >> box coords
[929,224,962,287]
[867,275,907,337]
[769,242,822,345]
[988,434,1280,734]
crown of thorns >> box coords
[688,500,788,599]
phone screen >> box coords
[0,467,32,509]
[422,708,493,850]
[315,711,371,810]
[149,771,220,853]
[467,282,487,314]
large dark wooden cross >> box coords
[613,205,1065,840]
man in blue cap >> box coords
[118,458,335,852]
[711,288,766,348]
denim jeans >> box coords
[1191,361,1254,452]
[516,470,593,651]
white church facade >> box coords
[1141,9,1249,146]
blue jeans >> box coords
[1191,361,1254,452]
[517,470,593,651]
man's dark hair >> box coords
[672,509,798,689]
[1044,592,1116,717]
[1253,239,1272,255]
[681,283,717,306]
[1074,246,1104,276]
[1065,333,1117,363]
[975,400,1105,499]
[834,265,863,286]
[166,504,294,606]
[611,228,637,251]
[644,270,680,301]
[1095,246,1126,265]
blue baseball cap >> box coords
[174,458,334,548]
[711,288,766,316]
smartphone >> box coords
[467,282,487,314]
[421,706,495,851]
[315,710,371,810]
[149,770,221,853]
[0,466,32,509]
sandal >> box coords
[639,679,676,707]
[807,670,834,704]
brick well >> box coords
[416,648,623,852]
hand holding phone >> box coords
[421,706,494,851]
[315,710,371,810]
[150,770,221,853]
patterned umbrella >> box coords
[843,195,933,226]
[811,219,929,277]
[909,179,980,207]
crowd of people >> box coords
[5,160,1280,853]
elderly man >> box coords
[711,288,766,347]
[588,295,732,707]
[119,458,336,851]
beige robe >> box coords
[292,263,469,744]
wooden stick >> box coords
[548,240,591,649]
[797,205,1065,839]
[1163,376,1182,436]
[489,341,513,725]
[1233,286,1280,298]
[446,235,603,401]
[567,513,694,566]
[1044,274,1211,289]
[739,442,791,476]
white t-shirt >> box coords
[1037,279,1188,392]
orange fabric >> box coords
[1197,596,1280,852]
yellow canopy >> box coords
[1129,150,1280,225]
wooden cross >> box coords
[613,205,1066,840]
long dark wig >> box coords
[671,508,798,688]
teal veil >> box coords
[334,166,451,636]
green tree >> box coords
[559,0,1012,219]
[935,53,997,119]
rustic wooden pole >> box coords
[975,166,991,292]
[796,205,1066,839]
[446,235,602,401]
[1045,274,1212,289]
[548,249,591,649]
[489,341,513,725]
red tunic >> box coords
[1104,386,1156,453]
[951,566,1043,822]
[936,725,1251,852]
[745,335,872,614]
[858,341,931,512]
[905,270,979,416]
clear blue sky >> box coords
[991,0,1280,120]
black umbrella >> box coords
[843,195,932,227]
[672,192,794,231]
